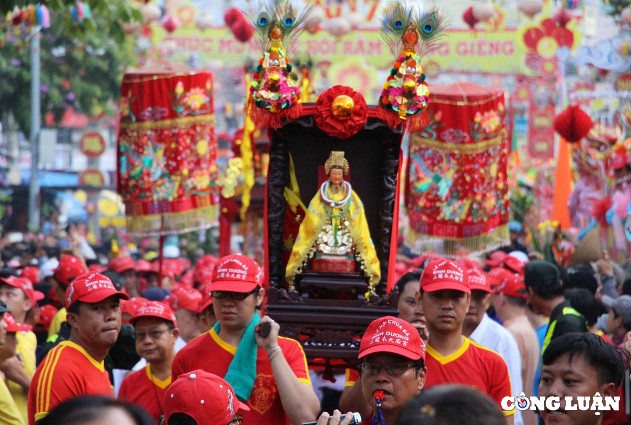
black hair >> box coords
[37,395,154,425]
[564,264,598,295]
[43,245,60,259]
[395,271,422,295]
[503,294,527,308]
[542,332,625,388]
[360,356,426,375]
[394,384,506,425]
[622,276,631,297]
[101,269,127,291]
[563,288,603,327]
[168,412,198,425]
[66,300,83,315]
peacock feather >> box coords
[247,0,311,54]
[381,1,447,57]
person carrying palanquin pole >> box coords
[285,150,380,292]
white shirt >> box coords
[470,313,524,425]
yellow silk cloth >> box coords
[285,184,380,293]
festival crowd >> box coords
[0,222,629,425]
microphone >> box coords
[302,412,362,425]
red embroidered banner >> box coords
[405,82,510,258]
[117,70,219,236]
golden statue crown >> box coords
[324,151,349,175]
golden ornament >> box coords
[331,95,355,121]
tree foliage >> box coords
[0,9,137,136]
[1,0,141,46]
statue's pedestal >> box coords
[266,283,398,364]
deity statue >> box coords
[285,151,380,293]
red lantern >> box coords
[231,17,254,43]
[462,6,480,29]
[162,14,180,33]
[552,7,572,28]
[553,105,593,143]
[224,7,242,27]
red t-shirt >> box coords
[119,365,171,424]
[27,341,113,425]
[172,328,312,425]
[424,337,514,416]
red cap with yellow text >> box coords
[164,370,249,425]
[65,271,129,308]
[209,254,262,293]
[130,300,177,327]
[420,259,470,294]
[359,316,425,361]
[0,276,45,305]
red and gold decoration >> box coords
[405,82,510,258]
[247,1,309,128]
[314,85,367,139]
[378,3,445,133]
[117,70,218,236]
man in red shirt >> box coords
[119,300,179,423]
[27,271,129,424]
[171,254,320,425]
[419,259,514,424]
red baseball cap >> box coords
[65,272,130,309]
[164,370,249,425]
[420,259,470,294]
[197,283,213,313]
[196,254,218,271]
[130,300,177,327]
[135,259,154,273]
[165,286,202,313]
[88,264,108,274]
[492,269,527,300]
[467,268,492,293]
[209,254,262,293]
[54,255,88,286]
[120,297,148,323]
[359,316,425,361]
[484,251,508,268]
[0,276,45,305]
[37,304,59,331]
[20,266,39,284]
[3,312,32,332]
[179,269,195,288]
[109,256,135,274]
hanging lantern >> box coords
[231,18,254,43]
[224,7,243,27]
[518,0,543,19]
[472,3,496,23]
[328,17,351,38]
[462,6,480,29]
[195,13,213,31]
[553,105,593,143]
[162,14,180,33]
[140,3,161,23]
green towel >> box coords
[213,314,261,401]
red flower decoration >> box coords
[523,18,574,53]
[315,85,367,139]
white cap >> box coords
[39,258,60,280]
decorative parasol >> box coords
[117,61,219,237]
[405,82,510,258]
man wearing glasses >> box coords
[419,259,514,424]
[119,300,180,424]
[357,315,426,425]
[172,254,320,425]
[27,272,129,425]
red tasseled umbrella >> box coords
[553,105,593,143]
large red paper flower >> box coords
[523,18,574,56]
[315,85,367,139]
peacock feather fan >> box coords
[382,1,447,58]
[248,0,311,54]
